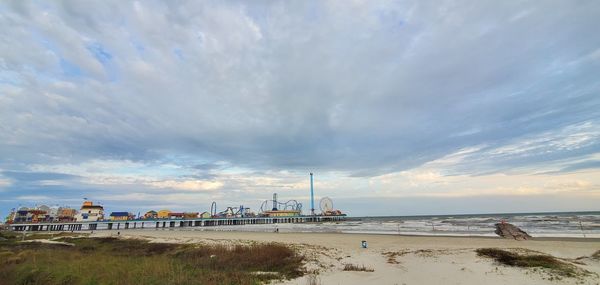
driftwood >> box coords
[495,223,532,240]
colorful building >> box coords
[183,212,199,219]
[261,210,301,217]
[75,201,105,222]
[168,212,184,219]
[109,212,132,221]
[13,208,33,223]
[199,212,211,218]
[12,207,50,223]
[157,210,171,219]
[30,209,48,222]
[37,205,51,219]
[144,210,158,219]
[322,210,344,216]
[57,207,77,222]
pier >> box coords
[8,215,346,232]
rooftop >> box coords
[81,205,104,209]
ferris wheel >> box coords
[319,197,333,213]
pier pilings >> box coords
[8,215,346,232]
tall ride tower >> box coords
[310,173,315,215]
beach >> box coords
[91,230,600,285]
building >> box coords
[144,210,158,219]
[168,212,184,219]
[157,210,171,219]
[199,212,211,219]
[217,207,236,218]
[48,206,60,221]
[13,208,31,223]
[12,207,49,223]
[183,212,199,219]
[57,207,77,222]
[37,205,51,221]
[30,209,49,222]
[261,210,301,217]
[322,209,344,216]
[75,201,105,222]
[110,212,132,221]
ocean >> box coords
[191,211,600,238]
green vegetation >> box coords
[342,263,374,272]
[475,248,582,277]
[0,231,304,285]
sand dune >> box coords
[91,230,600,285]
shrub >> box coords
[476,248,579,277]
[342,264,374,272]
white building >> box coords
[75,201,105,222]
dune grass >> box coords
[0,231,304,285]
[476,248,581,277]
[305,272,321,285]
[342,263,374,272]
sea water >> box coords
[191,211,600,238]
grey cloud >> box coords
[556,160,600,174]
[0,1,599,180]
[1,171,78,182]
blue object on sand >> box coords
[361,240,367,248]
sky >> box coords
[0,1,599,218]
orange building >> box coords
[183,212,199,219]
[57,207,77,222]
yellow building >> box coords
[199,212,211,218]
[262,210,301,217]
[157,210,171,219]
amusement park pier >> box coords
[8,214,345,232]
[5,173,347,232]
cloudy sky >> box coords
[1,1,599,217]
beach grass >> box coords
[476,248,581,277]
[0,231,304,285]
[305,272,321,285]
[342,263,374,272]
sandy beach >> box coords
[90,230,600,285]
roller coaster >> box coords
[259,193,302,213]
[205,174,345,218]
[210,201,253,218]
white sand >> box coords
[90,230,600,285]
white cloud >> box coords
[149,180,223,191]
[0,178,12,188]
[16,195,52,201]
